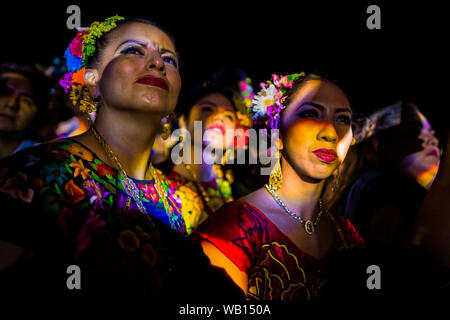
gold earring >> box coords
[351,137,356,146]
[161,113,175,140]
[79,91,99,114]
[332,167,341,193]
[268,151,282,191]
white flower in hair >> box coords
[251,84,277,116]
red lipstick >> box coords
[136,75,168,91]
[207,124,226,135]
[312,148,337,163]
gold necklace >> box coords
[90,125,175,270]
[264,183,325,235]
[184,164,222,212]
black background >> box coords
[1,1,448,140]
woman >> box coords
[194,73,364,300]
[0,15,242,299]
[168,75,252,234]
[0,63,50,158]
[334,102,440,247]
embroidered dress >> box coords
[169,165,233,234]
[0,138,195,297]
[194,200,364,300]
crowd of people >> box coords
[0,15,448,303]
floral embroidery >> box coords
[118,229,140,252]
[67,144,93,162]
[85,179,110,209]
[74,210,107,260]
[64,179,85,204]
[248,241,311,301]
[0,171,34,203]
[69,159,91,180]
[95,162,116,177]
[42,162,68,186]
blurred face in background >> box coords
[399,109,439,187]
[0,72,37,136]
[186,92,237,150]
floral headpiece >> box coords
[232,77,255,129]
[250,72,305,129]
[59,15,124,112]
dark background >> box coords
[1,1,447,141]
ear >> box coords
[276,137,284,151]
[178,115,187,130]
[83,68,100,98]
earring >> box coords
[268,151,282,191]
[332,167,341,193]
[351,137,356,146]
[161,113,175,140]
[79,92,99,114]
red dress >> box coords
[194,200,364,300]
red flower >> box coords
[74,210,107,260]
[96,163,116,177]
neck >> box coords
[0,134,22,158]
[276,157,325,221]
[174,142,215,182]
[92,106,162,180]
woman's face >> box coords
[187,92,237,150]
[87,22,181,116]
[0,72,37,134]
[400,110,439,178]
[280,79,353,181]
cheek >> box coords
[100,60,139,93]
[18,105,37,125]
[167,71,181,100]
[286,122,317,148]
[336,128,353,162]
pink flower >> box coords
[69,32,85,58]
[74,210,107,260]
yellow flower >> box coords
[69,159,91,180]
[176,186,207,235]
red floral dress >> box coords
[0,138,197,297]
[194,200,365,300]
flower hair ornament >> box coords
[59,15,125,113]
[232,77,255,129]
[250,73,305,130]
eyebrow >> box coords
[117,40,177,57]
[198,101,218,107]
[298,101,352,114]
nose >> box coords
[423,130,439,147]
[147,51,166,75]
[211,111,225,123]
[318,123,338,144]
[2,94,20,111]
